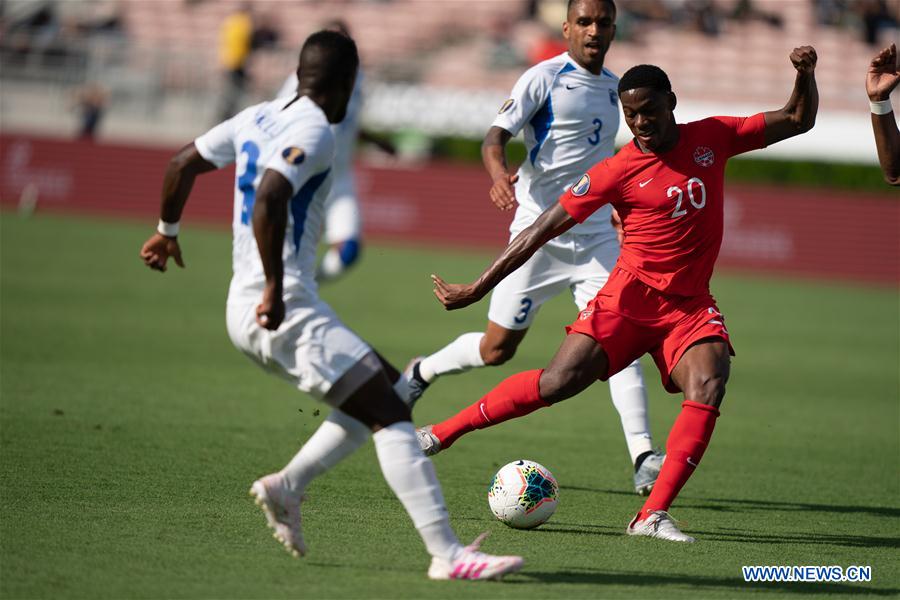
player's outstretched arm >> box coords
[140,143,217,272]
[482,126,519,211]
[252,169,293,330]
[432,202,576,310]
[358,130,397,156]
[866,43,900,186]
[762,46,819,146]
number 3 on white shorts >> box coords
[513,298,533,325]
[668,177,706,219]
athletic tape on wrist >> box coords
[870,99,894,115]
[157,219,180,237]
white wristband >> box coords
[157,219,180,237]
[870,99,894,115]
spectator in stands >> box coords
[487,16,525,70]
[855,0,898,46]
[2,0,61,61]
[866,43,899,185]
[217,3,253,121]
[684,0,721,36]
[73,82,108,140]
[729,0,783,28]
[250,11,281,51]
[620,0,720,37]
[620,0,671,21]
[813,0,849,27]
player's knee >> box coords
[684,371,727,406]
[481,343,517,366]
[538,367,586,404]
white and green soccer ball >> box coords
[488,460,559,529]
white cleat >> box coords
[626,510,695,543]
[634,452,665,496]
[249,473,307,557]
[428,533,524,581]
[416,425,442,456]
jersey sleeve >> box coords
[713,113,767,157]
[194,116,238,168]
[491,65,552,136]
[264,123,334,195]
[558,156,622,223]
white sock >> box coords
[607,359,654,465]
[373,422,463,561]
[317,247,344,281]
[418,332,486,383]
[280,409,369,494]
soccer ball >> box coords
[488,460,559,529]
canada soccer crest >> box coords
[571,173,591,196]
[693,146,715,167]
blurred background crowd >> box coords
[1,0,897,163]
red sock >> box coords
[638,400,719,520]
[431,370,548,449]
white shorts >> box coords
[323,178,361,245]
[487,232,620,330]
[226,295,374,405]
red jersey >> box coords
[560,114,767,296]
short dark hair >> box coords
[618,64,671,95]
[567,0,616,17]
[298,30,359,89]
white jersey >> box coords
[278,70,363,197]
[194,96,335,302]
[492,52,620,240]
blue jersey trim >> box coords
[602,67,615,79]
[529,62,578,166]
[290,169,330,253]
[529,94,554,166]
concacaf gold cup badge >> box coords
[282,146,306,165]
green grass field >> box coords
[2,212,898,599]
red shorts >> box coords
[566,267,734,393]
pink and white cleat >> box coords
[249,473,307,557]
[428,533,524,581]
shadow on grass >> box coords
[558,486,900,549]
[516,569,900,595]
[561,486,900,519]
[687,529,900,549]
[534,518,898,549]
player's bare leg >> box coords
[422,333,609,453]
[412,319,660,492]
[479,321,530,366]
[627,338,729,542]
[407,322,527,404]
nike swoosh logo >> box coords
[639,178,653,188]
[686,456,699,468]
[479,402,492,424]
[565,84,579,90]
